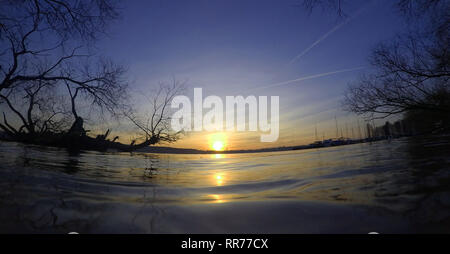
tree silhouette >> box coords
[0,0,127,141]
[343,0,449,121]
[125,79,186,147]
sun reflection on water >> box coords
[209,194,224,203]
[212,154,224,159]
[215,173,224,186]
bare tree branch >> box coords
[125,79,186,146]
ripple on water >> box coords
[1,136,450,233]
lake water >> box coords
[1,136,450,233]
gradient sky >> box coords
[94,0,407,150]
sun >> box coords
[212,141,224,151]
[209,133,227,151]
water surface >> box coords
[1,136,449,233]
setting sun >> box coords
[212,141,224,151]
[209,133,227,151]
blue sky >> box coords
[96,0,407,149]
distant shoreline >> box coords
[2,132,443,155]
[134,136,396,155]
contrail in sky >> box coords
[288,2,371,65]
[253,66,365,91]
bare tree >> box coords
[61,58,129,132]
[125,79,186,147]
[0,0,126,140]
[343,1,449,120]
[0,78,74,137]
